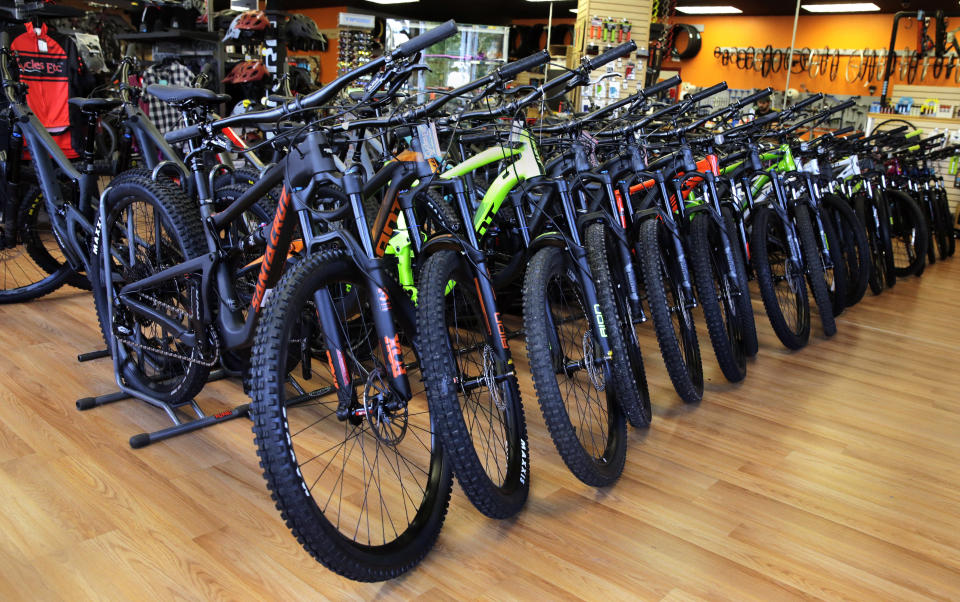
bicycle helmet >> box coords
[213,9,241,31]
[223,61,269,84]
[223,10,270,41]
[285,14,327,52]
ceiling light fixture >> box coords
[801,2,880,12]
[570,7,578,13]
[675,5,743,14]
[364,0,419,4]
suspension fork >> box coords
[702,171,742,281]
[769,172,805,268]
[450,177,513,365]
[661,176,695,302]
[802,174,834,270]
[594,174,644,319]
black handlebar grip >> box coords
[585,41,637,71]
[689,81,728,103]
[737,86,773,108]
[789,93,823,111]
[393,20,458,59]
[164,123,203,144]
[921,133,946,145]
[831,126,855,137]
[827,99,857,113]
[642,75,681,97]
[500,50,550,79]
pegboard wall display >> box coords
[574,0,654,111]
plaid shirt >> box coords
[141,61,195,134]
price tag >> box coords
[38,39,47,53]
[416,121,442,162]
[509,119,524,144]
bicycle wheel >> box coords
[418,249,529,518]
[250,249,452,582]
[0,185,70,303]
[722,206,758,357]
[18,185,92,290]
[750,205,810,350]
[854,193,892,294]
[794,204,836,337]
[637,218,703,403]
[99,174,212,405]
[921,191,939,265]
[822,193,870,307]
[584,221,651,427]
[933,190,951,260]
[818,202,849,316]
[884,189,927,277]
[689,212,746,382]
[938,190,955,257]
[522,246,627,486]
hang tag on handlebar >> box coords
[416,121,443,162]
[509,118,524,144]
[714,133,725,146]
[578,131,600,168]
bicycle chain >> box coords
[119,334,220,368]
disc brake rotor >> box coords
[362,366,408,446]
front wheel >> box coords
[522,246,627,486]
[750,205,810,350]
[794,204,836,337]
[822,194,870,307]
[250,250,452,582]
[637,218,703,403]
[689,212,747,383]
[584,221,652,426]
[418,249,529,519]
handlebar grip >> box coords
[921,133,945,145]
[164,123,203,145]
[789,93,822,112]
[500,50,550,79]
[642,75,681,97]
[908,144,921,152]
[584,41,637,71]
[832,126,854,137]
[689,81,728,103]
[737,86,773,108]
[393,20,457,59]
[905,128,923,139]
[828,99,857,113]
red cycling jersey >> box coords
[11,23,90,159]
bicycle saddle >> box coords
[68,97,122,114]
[146,85,231,108]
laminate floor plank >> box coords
[0,258,957,599]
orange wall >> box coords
[677,14,960,94]
[290,7,345,84]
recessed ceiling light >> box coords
[801,2,880,12]
[365,0,419,4]
[676,5,743,14]
[570,7,578,13]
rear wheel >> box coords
[522,246,627,486]
[884,189,927,277]
[418,249,529,518]
[0,184,70,303]
[250,250,452,582]
[99,174,211,405]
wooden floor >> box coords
[0,257,959,600]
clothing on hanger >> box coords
[9,22,94,159]
[141,59,195,134]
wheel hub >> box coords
[482,345,506,411]
[581,332,605,392]
[362,366,408,446]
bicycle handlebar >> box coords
[392,20,458,60]
[500,49,550,79]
